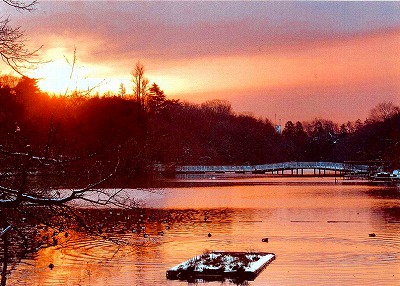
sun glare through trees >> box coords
[1,1,400,286]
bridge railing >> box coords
[176,162,369,173]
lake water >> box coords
[8,177,400,285]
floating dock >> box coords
[166,251,275,282]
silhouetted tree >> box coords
[0,74,19,88]
[118,83,127,97]
[303,119,338,161]
[354,119,364,131]
[368,101,400,122]
[339,123,348,138]
[131,61,149,113]
[148,82,166,115]
[281,121,308,161]
[0,78,22,137]
[0,0,41,74]
[0,78,144,286]
[282,121,295,137]
[201,99,233,118]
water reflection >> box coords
[7,181,400,286]
[367,186,400,200]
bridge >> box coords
[175,162,369,176]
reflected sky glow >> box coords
[8,181,399,286]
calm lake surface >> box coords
[8,177,400,285]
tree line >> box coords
[1,68,399,175]
[1,0,400,283]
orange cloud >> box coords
[160,28,399,91]
[3,1,400,122]
[169,29,400,122]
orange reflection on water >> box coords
[8,181,400,286]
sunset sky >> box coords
[2,1,400,123]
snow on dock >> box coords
[166,251,275,281]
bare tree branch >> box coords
[0,159,120,208]
[368,101,400,122]
[0,17,42,74]
[1,0,42,74]
[2,0,37,11]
